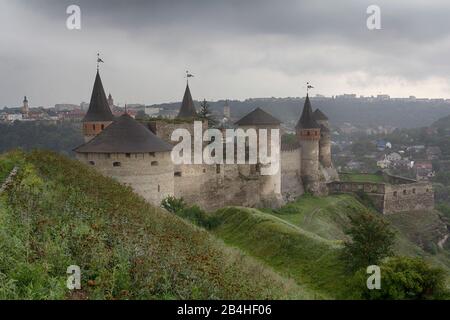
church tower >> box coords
[107,93,114,109]
[296,94,321,193]
[82,70,115,142]
[21,96,29,115]
[313,109,332,168]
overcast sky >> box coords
[1,0,450,107]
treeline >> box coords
[0,121,83,157]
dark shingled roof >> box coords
[74,114,173,153]
[313,108,328,121]
[235,107,281,126]
[177,83,197,119]
[83,71,115,122]
[296,95,320,129]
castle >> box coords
[74,70,338,211]
[74,70,432,214]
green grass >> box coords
[212,206,350,299]
[0,156,17,184]
[0,150,307,300]
[210,195,450,298]
[268,194,368,241]
[340,173,384,183]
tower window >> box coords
[158,185,161,192]
[126,153,131,158]
[113,162,121,167]
[412,188,416,194]
[92,124,95,130]
[151,161,159,166]
[216,164,221,174]
[89,161,95,166]
[101,124,105,130]
[403,190,407,195]
[175,172,182,177]
[393,191,397,197]
[149,152,155,157]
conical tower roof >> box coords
[235,107,281,126]
[313,108,328,121]
[177,83,197,119]
[83,71,114,122]
[296,94,320,129]
[74,113,173,153]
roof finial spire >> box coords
[97,53,104,72]
[185,70,194,84]
[306,82,314,95]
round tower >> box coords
[235,107,283,207]
[82,70,115,142]
[74,113,174,206]
[296,94,321,192]
[313,108,332,168]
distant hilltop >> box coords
[3,94,450,129]
[147,96,450,130]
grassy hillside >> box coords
[212,206,348,299]
[0,150,307,300]
[210,195,450,299]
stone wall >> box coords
[173,162,283,211]
[76,151,174,206]
[328,180,434,214]
[280,148,304,202]
[383,182,434,214]
[149,120,208,147]
[152,120,284,211]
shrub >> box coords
[351,256,449,300]
[161,196,186,213]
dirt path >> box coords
[438,233,449,249]
[0,166,19,194]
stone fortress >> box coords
[74,70,434,214]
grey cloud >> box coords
[1,0,450,107]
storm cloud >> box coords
[1,0,450,107]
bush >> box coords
[351,256,449,300]
[161,196,186,213]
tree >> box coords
[351,256,449,300]
[198,99,217,127]
[341,211,395,272]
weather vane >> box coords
[186,70,194,84]
[306,82,314,94]
[97,53,104,71]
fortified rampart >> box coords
[328,172,434,214]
